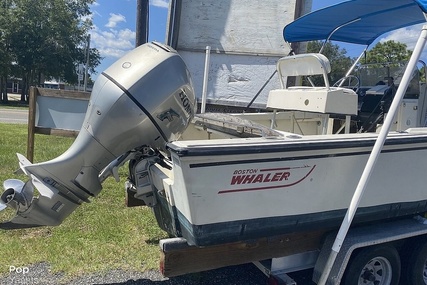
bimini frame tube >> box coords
[319,18,361,54]
[201,45,211,114]
[318,24,427,285]
[338,48,367,87]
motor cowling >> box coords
[84,42,196,156]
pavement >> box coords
[0,107,28,124]
[0,94,29,124]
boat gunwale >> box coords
[168,132,427,157]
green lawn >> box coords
[0,123,168,276]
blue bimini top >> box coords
[284,0,427,45]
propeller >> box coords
[1,179,24,211]
[0,179,30,212]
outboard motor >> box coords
[0,42,196,228]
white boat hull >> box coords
[154,130,427,246]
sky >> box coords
[89,0,170,79]
[88,0,426,80]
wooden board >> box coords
[27,87,90,161]
[37,88,90,100]
[160,229,328,277]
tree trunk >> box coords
[0,76,3,102]
[1,76,8,103]
[20,75,27,102]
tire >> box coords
[402,239,427,285]
[342,245,401,285]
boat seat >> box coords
[267,53,358,115]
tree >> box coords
[420,66,426,83]
[306,41,354,86]
[358,40,415,86]
[0,0,13,103]
[8,0,101,101]
[362,40,412,64]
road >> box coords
[0,107,28,124]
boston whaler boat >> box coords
[2,0,427,266]
[148,0,427,247]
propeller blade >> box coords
[3,179,25,192]
[1,179,33,212]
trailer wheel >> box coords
[402,239,427,285]
[342,245,400,285]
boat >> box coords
[2,0,427,247]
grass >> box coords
[0,100,29,109]
[0,123,168,277]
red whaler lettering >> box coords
[231,171,290,185]
[220,165,316,194]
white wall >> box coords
[180,51,279,107]
[167,0,312,107]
